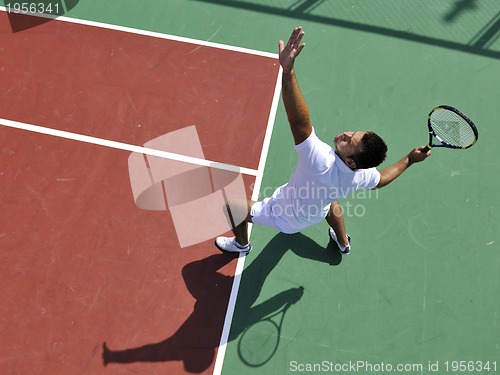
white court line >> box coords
[0,118,260,176]
[212,68,283,375]
[0,7,278,59]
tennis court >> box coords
[1,1,499,374]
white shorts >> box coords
[250,198,304,234]
[250,197,332,234]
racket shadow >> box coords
[101,233,341,372]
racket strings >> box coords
[430,110,476,147]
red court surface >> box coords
[0,11,279,169]
[0,12,280,374]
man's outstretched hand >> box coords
[278,26,305,74]
[409,146,431,164]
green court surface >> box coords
[2,1,499,374]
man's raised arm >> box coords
[279,27,313,145]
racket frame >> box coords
[422,105,478,152]
[237,299,294,367]
[238,317,281,367]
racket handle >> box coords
[421,146,430,153]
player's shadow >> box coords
[5,0,80,33]
[102,232,342,373]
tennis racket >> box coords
[421,105,478,153]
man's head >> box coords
[334,131,387,169]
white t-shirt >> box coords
[268,128,380,232]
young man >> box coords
[215,27,431,255]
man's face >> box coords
[333,131,366,168]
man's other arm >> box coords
[376,147,431,188]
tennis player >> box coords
[215,27,431,255]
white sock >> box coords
[234,239,250,249]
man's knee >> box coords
[327,202,343,218]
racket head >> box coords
[238,319,280,367]
[426,105,478,149]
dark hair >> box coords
[353,131,387,169]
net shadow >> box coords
[192,0,500,59]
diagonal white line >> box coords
[0,118,260,176]
[212,67,282,375]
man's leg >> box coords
[215,199,255,253]
[326,201,349,247]
[227,199,255,246]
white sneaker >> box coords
[215,236,252,254]
[328,228,351,255]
